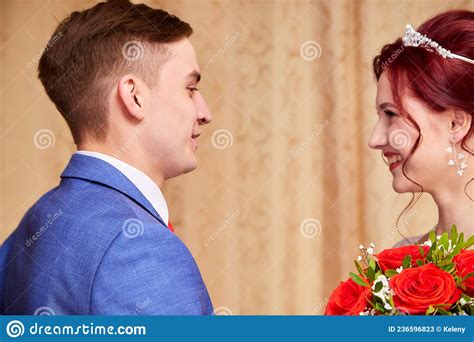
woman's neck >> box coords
[432,179,474,235]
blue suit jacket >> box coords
[2,154,213,315]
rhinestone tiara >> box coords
[402,24,474,64]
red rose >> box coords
[376,245,430,272]
[453,249,474,296]
[325,278,370,315]
[390,263,461,314]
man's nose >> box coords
[195,92,212,125]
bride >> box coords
[368,9,474,245]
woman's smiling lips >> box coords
[384,151,403,171]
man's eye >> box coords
[187,87,199,96]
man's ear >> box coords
[117,75,145,121]
[450,110,472,143]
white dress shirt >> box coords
[74,150,169,225]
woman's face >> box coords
[368,71,453,194]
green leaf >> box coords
[464,235,474,249]
[416,259,424,267]
[402,255,412,269]
[450,243,462,259]
[374,281,383,292]
[428,243,438,264]
[385,269,398,278]
[439,233,449,251]
[354,261,365,277]
[435,307,453,316]
[367,267,375,283]
[429,230,436,244]
[450,225,458,244]
[426,306,435,315]
[461,272,474,283]
[350,272,368,287]
[369,258,377,271]
[441,263,456,274]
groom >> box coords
[2,0,213,315]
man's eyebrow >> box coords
[186,70,201,83]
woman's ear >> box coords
[450,110,472,143]
[117,75,145,121]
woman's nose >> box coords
[368,120,388,149]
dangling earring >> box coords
[447,135,468,176]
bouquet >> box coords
[325,225,474,315]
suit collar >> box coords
[60,153,167,227]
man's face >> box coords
[142,38,212,180]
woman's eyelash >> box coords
[384,110,397,118]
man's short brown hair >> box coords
[38,0,193,145]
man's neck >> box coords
[77,143,165,188]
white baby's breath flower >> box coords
[371,275,393,312]
[454,310,468,316]
[422,240,432,248]
[460,298,467,306]
[359,309,376,316]
[357,256,363,261]
[396,266,403,273]
[437,240,454,254]
[359,245,364,250]
[370,243,375,248]
[372,275,389,290]
[367,247,374,255]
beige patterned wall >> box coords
[1,0,472,314]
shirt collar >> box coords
[74,151,169,225]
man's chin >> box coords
[182,158,198,174]
[183,165,197,174]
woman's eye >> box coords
[384,110,397,118]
